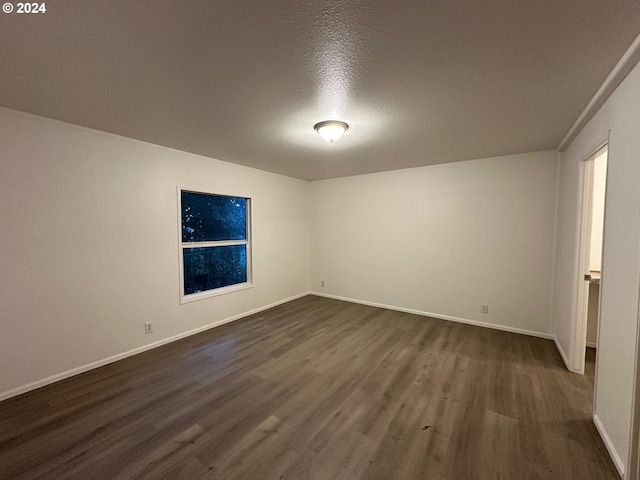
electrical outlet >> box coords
[481,305,489,314]
[321,281,325,288]
[145,322,153,334]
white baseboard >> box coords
[310,291,554,340]
[0,292,310,402]
[594,413,625,478]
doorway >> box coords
[574,145,608,380]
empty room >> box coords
[2,1,640,479]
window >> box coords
[179,189,252,302]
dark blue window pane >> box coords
[183,245,247,295]
[182,191,247,242]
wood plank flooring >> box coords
[0,296,618,479]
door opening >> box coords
[574,145,608,382]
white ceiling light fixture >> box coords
[314,120,349,142]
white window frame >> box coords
[178,188,253,304]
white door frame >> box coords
[572,142,608,375]
[630,289,640,480]
[631,297,640,479]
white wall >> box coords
[309,151,558,337]
[589,149,608,271]
[553,61,640,476]
[0,108,310,399]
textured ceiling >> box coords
[1,1,639,180]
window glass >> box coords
[183,245,247,295]
[181,191,247,243]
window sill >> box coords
[180,282,254,304]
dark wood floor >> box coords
[0,296,617,479]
